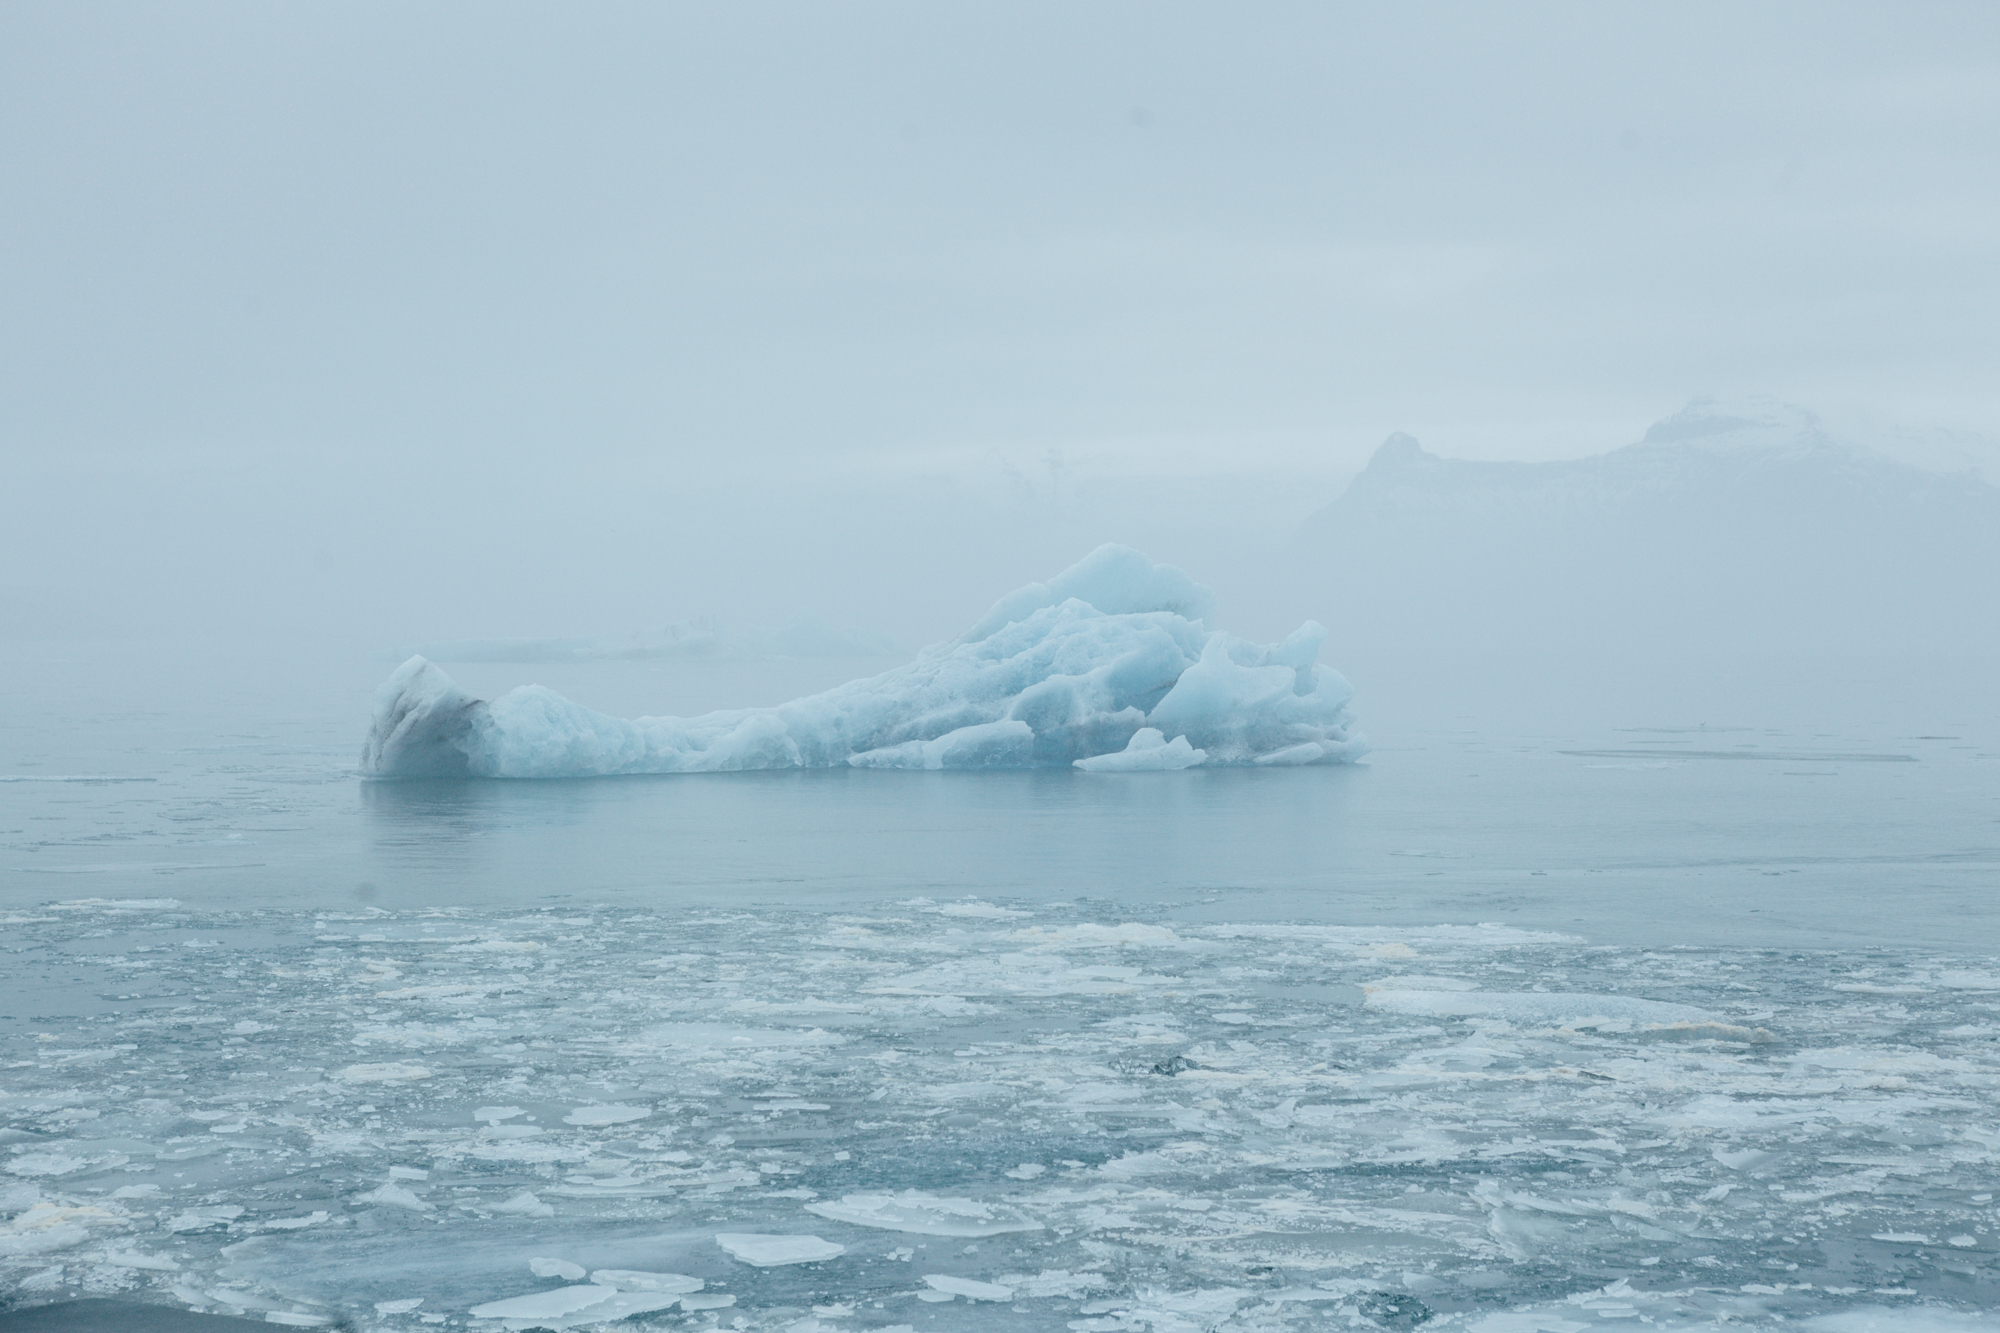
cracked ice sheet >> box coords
[1,902,1997,1329]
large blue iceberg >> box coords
[360,546,1366,778]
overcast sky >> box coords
[6,1,1998,480]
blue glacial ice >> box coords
[360,544,1365,778]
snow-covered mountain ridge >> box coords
[1293,397,2000,681]
[1313,397,1998,523]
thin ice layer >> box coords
[359,545,1364,777]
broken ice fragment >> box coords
[462,1286,682,1327]
[805,1192,1043,1237]
[715,1233,845,1266]
[530,1257,586,1280]
[493,1190,553,1216]
[590,1270,702,1293]
[922,1274,1015,1301]
[354,1183,430,1211]
[1074,728,1206,772]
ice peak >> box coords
[960,543,1215,643]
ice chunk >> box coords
[1073,727,1206,772]
[468,1286,607,1320]
[493,1190,553,1217]
[361,546,1364,777]
[715,1232,846,1265]
[590,1270,702,1294]
[922,1274,1016,1301]
[805,1191,1044,1236]
[164,1205,243,1233]
[530,1257,586,1280]
[354,1183,429,1211]
[468,1284,681,1329]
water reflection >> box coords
[355,766,1371,909]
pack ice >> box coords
[360,545,1365,778]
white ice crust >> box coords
[360,545,1364,778]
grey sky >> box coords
[6,1,1998,478]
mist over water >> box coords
[5,5,2000,1330]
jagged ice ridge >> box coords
[360,545,1365,778]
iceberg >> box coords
[360,545,1365,779]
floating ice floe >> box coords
[588,1270,703,1294]
[491,1190,553,1217]
[529,1257,585,1280]
[360,545,1364,777]
[805,1191,1043,1236]
[921,1274,1016,1300]
[715,1233,845,1266]
[352,1182,429,1211]
[467,1284,682,1330]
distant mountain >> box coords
[1315,398,1995,518]
[1293,398,2000,682]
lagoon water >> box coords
[3,641,1997,1330]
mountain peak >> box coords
[1364,432,1436,475]
[1638,395,1825,449]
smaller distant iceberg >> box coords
[360,545,1366,779]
